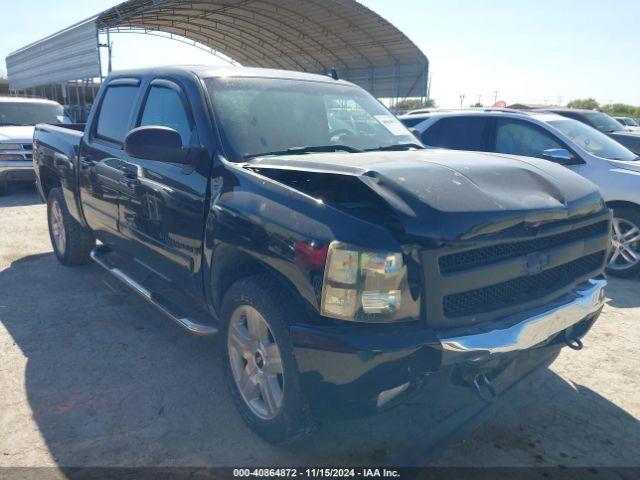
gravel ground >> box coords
[1,185,639,469]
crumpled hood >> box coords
[0,126,35,144]
[247,149,605,242]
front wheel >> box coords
[47,188,96,266]
[607,207,640,278]
[220,275,316,444]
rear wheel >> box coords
[607,207,640,278]
[220,275,315,444]
[47,188,96,266]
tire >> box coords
[607,206,640,278]
[47,188,96,266]
[220,275,316,444]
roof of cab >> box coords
[107,65,357,87]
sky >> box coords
[1,0,639,107]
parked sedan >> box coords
[615,117,640,133]
[0,96,70,195]
[542,108,640,155]
[401,109,640,277]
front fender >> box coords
[202,162,402,318]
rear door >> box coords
[421,116,493,151]
[117,78,210,287]
[79,79,141,244]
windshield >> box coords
[205,77,418,160]
[0,102,66,126]
[619,117,638,127]
[583,111,626,133]
[549,118,638,161]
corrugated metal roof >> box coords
[6,0,428,98]
[97,0,429,98]
[6,18,101,91]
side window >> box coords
[495,119,563,159]
[139,85,194,145]
[423,117,489,151]
[95,85,140,143]
[400,117,428,128]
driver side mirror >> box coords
[543,148,581,165]
[124,126,191,164]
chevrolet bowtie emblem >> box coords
[525,252,551,275]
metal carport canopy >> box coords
[97,0,429,98]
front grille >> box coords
[22,144,32,151]
[439,221,609,274]
[443,252,605,318]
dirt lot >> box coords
[1,185,639,469]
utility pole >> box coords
[493,90,499,104]
[459,94,466,107]
[107,29,113,73]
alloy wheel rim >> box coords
[228,305,284,420]
[608,217,640,271]
[51,200,66,255]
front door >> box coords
[79,80,141,245]
[117,79,210,289]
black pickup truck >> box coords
[33,66,611,444]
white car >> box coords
[614,116,640,133]
[401,109,640,277]
[0,97,70,195]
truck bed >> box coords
[34,123,85,166]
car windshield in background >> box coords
[583,111,626,133]
[0,103,66,126]
[549,119,638,161]
[205,77,418,161]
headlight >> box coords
[321,242,419,323]
[0,144,22,151]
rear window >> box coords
[95,85,139,143]
[423,117,490,151]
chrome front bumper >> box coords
[438,278,607,365]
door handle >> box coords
[119,165,138,178]
[80,157,95,169]
[125,178,141,192]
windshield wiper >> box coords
[0,123,28,127]
[365,143,425,152]
[244,144,362,159]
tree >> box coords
[471,102,483,108]
[566,98,600,110]
[601,103,640,118]
[394,98,437,112]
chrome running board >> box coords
[90,246,218,336]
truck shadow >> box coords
[0,185,41,208]
[1,252,639,468]
[605,276,640,308]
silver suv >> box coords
[0,97,69,195]
[400,109,640,277]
